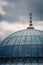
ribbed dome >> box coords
[0,29,43,58]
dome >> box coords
[0,12,43,64]
[0,29,43,59]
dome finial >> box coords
[29,13,32,26]
[27,13,34,29]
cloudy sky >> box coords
[0,0,43,43]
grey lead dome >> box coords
[0,29,43,58]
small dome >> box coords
[0,29,43,58]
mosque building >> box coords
[0,13,43,65]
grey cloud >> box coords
[3,1,28,22]
[2,0,43,22]
[0,14,4,21]
[4,14,19,22]
[29,0,43,21]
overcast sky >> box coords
[0,0,43,43]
